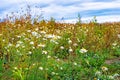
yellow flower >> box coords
[93,78,98,80]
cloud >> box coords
[0,0,24,9]
[63,15,120,23]
[80,1,120,11]
[0,0,120,23]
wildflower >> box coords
[16,44,20,48]
[22,45,25,48]
[17,50,20,53]
[13,26,16,27]
[8,43,13,47]
[18,24,21,27]
[42,38,47,41]
[21,33,26,36]
[3,39,5,42]
[53,35,61,40]
[113,73,119,77]
[69,48,73,53]
[36,34,41,38]
[51,72,55,75]
[27,30,31,32]
[47,55,51,59]
[30,41,34,45]
[54,56,58,58]
[28,51,32,55]
[38,44,46,48]
[68,40,72,44]
[117,34,120,38]
[35,28,39,31]
[45,34,55,38]
[0,34,2,36]
[42,51,48,54]
[32,63,36,66]
[17,35,21,38]
[50,39,56,43]
[56,36,61,39]
[95,71,101,76]
[57,58,60,61]
[53,36,60,40]
[60,46,64,50]
[31,31,39,37]
[112,42,117,46]
[73,62,77,66]
[45,34,60,39]
[14,67,18,70]
[24,38,30,41]
[55,41,59,44]
[93,78,100,80]
[17,41,23,44]
[32,47,35,49]
[40,31,46,34]
[79,48,88,53]
[108,76,114,79]
[101,66,108,71]
[73,43,78,47]
[7,49,10,52]
[12,38,14,40]
[93,78,97,80]
[56,30,60,33]
[39,67,43,70]
[60,67,63,70]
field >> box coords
[0,14,120,80]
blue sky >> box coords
[0,0,120,23]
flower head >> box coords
[39,67,43,70]
[69,48,73,53]
[60,46,64,50]
[30,41,34,45]
[42,51,48,54]
[118,34,120,38]
[38,44,46,48]
[95,71,101,76]
[79,48,88,53]
[31,31,40,37]
[101,66,108,71]
[68,40,72,44]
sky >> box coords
[0,0,120,23]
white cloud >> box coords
[0,0,120,23]
[80,1,120,11]
[63,15,120,23]
[0,0,24,8]
[95,15,120,23]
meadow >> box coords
[0,12,120,80]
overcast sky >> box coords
[0,0,120,23]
